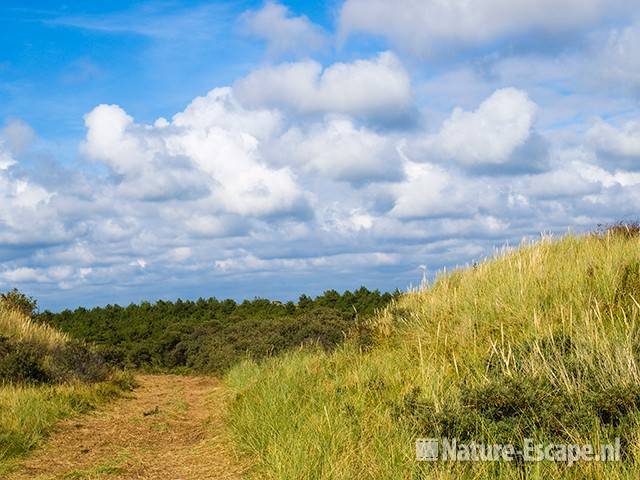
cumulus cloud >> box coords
[0,123,72,249]
[82,88,307,216]
[233,52,412,120]
[275,117,404,183]
[338,0,635,55]
[82,103,211,201]
[518,160,604,199]
[588,118,640,167]
[410,88,547,172]
[389,161,500,219]
[240,1,326,56]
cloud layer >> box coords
[339,0,638,55]
[2,1,640,309]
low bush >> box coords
[603,221,640,239]
[0,336,49,384]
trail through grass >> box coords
[4,375,245,479]
[0,376,132,472]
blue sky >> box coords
[1,0,640,310]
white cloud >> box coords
[82,104,142,175]
[240,1,326,56]
[411,88,545,170]
[0,125,66,247]
[233,52,412,119]
[389,161,499,219]
[82,88,307,216]
[275,117,403,183]
[1,267,48,283]
[339,0,635,55]
[588,118,640,161]
[519,160,603,199]
[171,87,282,140]
[1,119,35,154]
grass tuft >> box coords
[0,304,67,349]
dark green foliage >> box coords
[460,377,591,440]
[37,287,398,374]
[0,335,110,385]
[393,357,640,452]
[591,385,640,426]
[49,340,110,384]
[394,376,640,449]
[0,336,49,384]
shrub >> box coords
[48,340,110,383]
[600,221,640,239]
[590,385,640,426]
[37,288,398,373]
[0,336,49,384]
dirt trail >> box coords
[6,375,246,480]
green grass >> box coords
[225,232,640,479]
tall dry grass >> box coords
[0,304,68,349]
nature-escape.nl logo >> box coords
[416,438,621,466]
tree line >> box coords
[36,287,398,374]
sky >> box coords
[1,0,640,310]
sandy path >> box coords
[5,375,246,480]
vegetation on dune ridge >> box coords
[0,292,67,349]
[0,295,133,469]
[0,295,109,386]
[225,229,640,479]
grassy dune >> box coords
[225,231,640,479]
[0,304,132,471]
[0,304,68,349]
